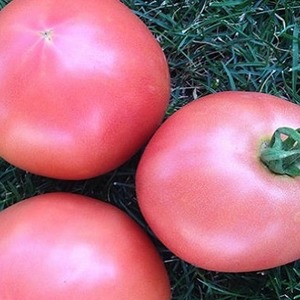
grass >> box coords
[1,0,300,299]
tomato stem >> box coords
[260,127,300,177]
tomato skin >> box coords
[0,0,170,179]
[136,91,300,272]
[0,193,171,299]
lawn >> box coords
[0,0,300,299]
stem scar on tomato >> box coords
[40,29,53,42]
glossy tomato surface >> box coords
[0,193,171,299]
[0,0,170,179]
[136,91,300,272]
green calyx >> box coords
[260,127,300,177]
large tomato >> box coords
[136,91,300,272]
[0,0,170,179]
[0,193,171,299]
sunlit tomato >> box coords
[0,193,171,299]
[0,0,170,179]
[136,91,300,272]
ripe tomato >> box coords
[0,193,171,299]
[136,91,300,272]
[0,0,170,179]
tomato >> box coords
[136,91,300,272]
[0,193,171,299]
[0,0,170,179]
